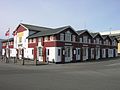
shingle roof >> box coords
[76,29,88,35]
[102,35,109,39]
[76,29,93,38]
[27,26,70,38]
[109,36,119,42]
[1,38,14,43]
[21,23,53,31]
[90,32,98,37]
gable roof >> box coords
[109,36,119,43]
[77,29,92,38]
[27,26,75,38]
[102,35,112,41]
[90,32,103,39]
[21,23,53,31]
[1,38,14,43]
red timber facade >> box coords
[2,38,14,58]
[2,23,119,64]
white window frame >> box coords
[88,39,91,44]
[60,33,64,41]
[38,37,41,42]
[50,35,54,41]
[72,35,76,42]
[96,38,99,44]
[80,38,82,43]
[83,36,88,43]
[45,36,48,41]
[33,38,36,43]
[65,31,71,42]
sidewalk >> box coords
[0,56,50,66]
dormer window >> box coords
[96,38,99,44]
[45,36,48,41]
[38,37,41,42]
[72,35,76,42]
[29,39,31,43]
[50,36,54,41]
[80,38,82,43]
[106,40,108,45]
[65,31,71,42]
[60,33,64,41]
[94,40,96,44]
[33,38,36,43]
[88,39,91,43]
[83,36,87,43]
[100,40,102,44]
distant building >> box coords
[0,39,3,55]
[100,30,120,53]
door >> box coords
[46,49,49,62]
[91,48,94,59]
[76,48,80,61]
[82,47,88,61]
[18,48,22,59]
[38,47,43,61]
[96,48,100,59]
[65,47,72,62]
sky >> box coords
[0,0,120,39]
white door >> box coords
[91,48,94,59]
[102,49,106,58]
[96,48,100,59]
[83,47,88,61]
[38,47,43,61]
[76,48,80,61]
[65,47,72,62]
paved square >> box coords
[0,58,120,90]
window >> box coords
[72,35,76,42]
[45,37,48,41]
[38,37,41,42]
[65,31,71,42]
[47,49,49,55]
[96,38,99,44]
[29,39,32,43]
[94,40,96,44]
[106,40,109,45]
[88,39,91,43]
[100,40,102,44]
[78,49,80,55]
[19,37,22,43]
[38,47,42,56]
[58,49,61,56]
[80,38,82,43]
[33,38,36,43]
[104,41,106,45]
[60,33,64,41]
[83,36,88,43]
[32,49,34,55]
[31,38,33,42]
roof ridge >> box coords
[21,23,53,30]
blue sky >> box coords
[0,0,120,39]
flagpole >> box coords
[6,28,10,63]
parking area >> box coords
[0,57,120,90]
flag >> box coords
[5,28,10,36]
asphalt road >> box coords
[0,58,120,90]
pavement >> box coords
[0,57,120,90]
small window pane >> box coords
[58,49,61,56]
